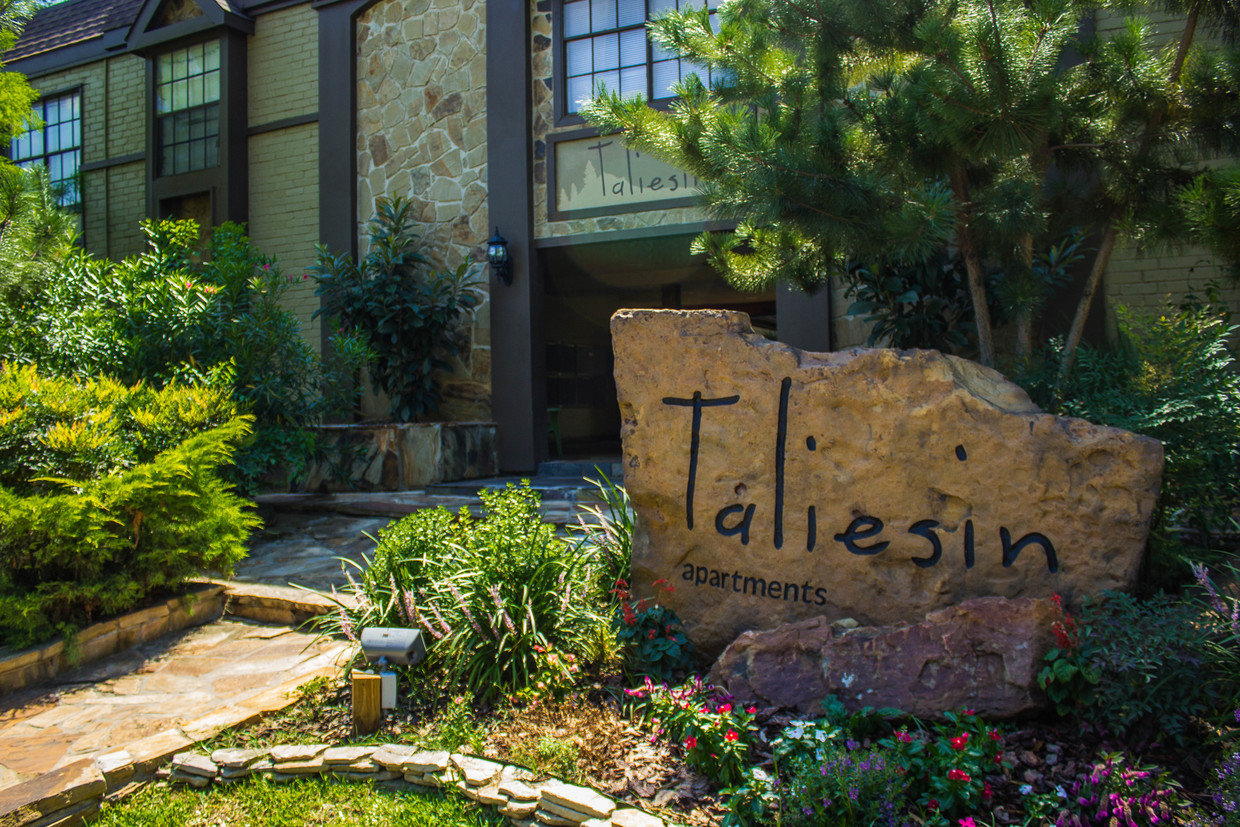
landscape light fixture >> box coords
[487,229,512,285]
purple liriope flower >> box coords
[401,589,418,629]
[390,575,405,622]
[338,605,356,642]
[447,582,488,639]
[422,590,451,636]
[489,584,516,633]
[1192,563,1229,615]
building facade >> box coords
[7,0,1234,472]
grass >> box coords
[93,775,506,827]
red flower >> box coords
[963,709,975,716]
[989,729,1001,741]
[948,769,971,782]
[724,729,739,742]
[983,782,993,801]
[896,730,913,743]
[927,799,939,812]
[746,706,757,715]
[950,733,970,750]
[717,703,732,714]
[684,735,697,749]
[994,753,1004,765]
[648,629,657,639]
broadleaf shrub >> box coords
[311,196,481,421]
[1037,590,1217,746]
[0,367,257,648]
[1017,290,1240,568]
[0,213,364,492]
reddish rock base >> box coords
[710,596,1058,718]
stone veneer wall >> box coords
[356,0,492,421]
[529,0,711,240]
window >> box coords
[156,40,220,176]
[561,0,720,116]
[11,92,82,210]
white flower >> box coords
[841,672,857,688]
[1055,785,1067,800]
[1019,784,1034,795]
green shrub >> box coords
[0,215,365,493]
[0,371,257,647]
[1017,290,1240,567]
[311,196,481,421]
[1037,590,1217,746]
[0,363,236,491]
[315,483,609,703]
[612,578,695,682]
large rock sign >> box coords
[611,309,1163,657]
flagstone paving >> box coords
[0,620,348,797]
[0,489,595,810]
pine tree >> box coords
[582,0,1240,372]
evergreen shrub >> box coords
[0,366,258,648]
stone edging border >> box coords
[4,744,673,827]
[0,580,347,697]
[0,584,226,695]
[161,746,670,827]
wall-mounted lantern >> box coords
[487,229,512,285]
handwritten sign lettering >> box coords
[612,309,1163,656]
[553,135,700,215]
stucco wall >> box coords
[356,0,491,421]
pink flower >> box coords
[896,730,913,743]
[684,735,697,749]
[948,769,971,783]
[989,729,1001,741]
[959,819,977,827]
[724,729,738,742]
[950,733,970,750]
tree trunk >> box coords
[1056,4,1200,383]
[949,162,996,367]
[1059,225,1118,380]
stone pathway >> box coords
[0,486,603,821]
[0,619,347,798]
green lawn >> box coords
[93,775,507,827]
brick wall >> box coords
[248,124,322,345]
[248,3,319,126]
[29,55,147,261]
[247,3,322,349]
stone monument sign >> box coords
[611,309,1164,657]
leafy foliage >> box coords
[311,483,610,703]
[0,214,365,492]
[1037,590,1218,746]
[0,367,257,648]
[842,252,979,352]
[582,0,1240,369]
[625,675,757,786]
[1017,291,1240,557]
[312,197,481,421]
[611,578,695,683]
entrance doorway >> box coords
[540,232,774,457]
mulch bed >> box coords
[219,674,1222,825]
